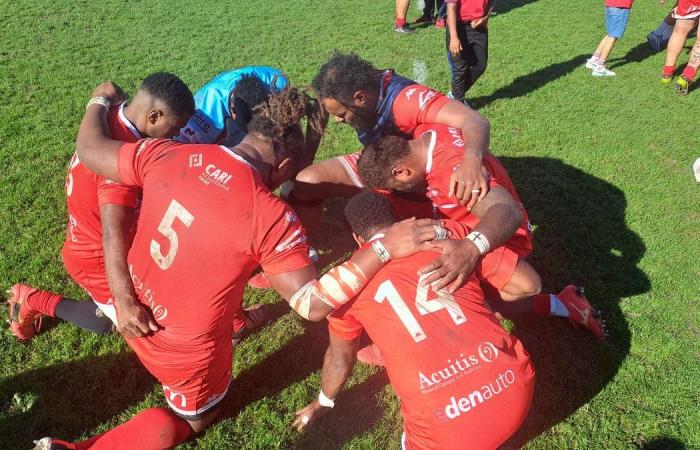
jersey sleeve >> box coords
[250,180,312,275]
[392,85,451,133]
[117,138,173,187]
[327,304,364,341]
[96,176,140,208]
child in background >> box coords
[660,0,700,90]
[586,0,634,77]
[446,0,493,103]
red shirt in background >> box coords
[445,0,490,21]
[605,0,633,8]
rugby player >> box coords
[31,82,441,450]
[294,191,535,449]
[290,51,491,233]
[8,73,194,340]
[356,126,606,340]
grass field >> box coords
[1,0,699,448]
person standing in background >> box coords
[446,0,493,103]
[414,0,446,27]
[395,0,414,33]
[585,0,634,77]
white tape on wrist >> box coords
[318,390,335,408]
[371,240,391,264]
[466,231,490,255]
[86,96,110,110]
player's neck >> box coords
[230,134,276,185]
[122,102,147,136]
[408,135,429,170]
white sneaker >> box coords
[592,66,616,77]
[585,57,599,69]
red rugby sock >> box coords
[26,289,62,317]
[532,293,550,316]
[681,66,697,81]
[662,65,675,77]
[395,17,407,27]
[75,407,192,449]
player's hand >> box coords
[293,400,330,432]
[449,38,462,57]
[114,296,159,338]
[91,81,127,104]
[380,218,445,259]
[419,239,480,293]
[449,156,489,209]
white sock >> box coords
[590,54,600,63]
[549,295,570,318]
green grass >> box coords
[1,0,699,448]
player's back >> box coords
[335,250,534,449]
[118,139,309,383]
[63,104,140,257]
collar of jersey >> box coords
[118,102,143,139]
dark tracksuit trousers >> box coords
[446,22,488,101]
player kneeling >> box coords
[294,191,535,449]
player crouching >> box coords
[294,191,535,449]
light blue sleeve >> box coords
[180,66,289,144]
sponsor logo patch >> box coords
[418,342,500,394]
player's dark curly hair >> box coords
[139,72,195,116]
[357,135,412,190]
[247,85,325,158]
[344,191,398,240]
[312,51,382,104]
[230,75,269,126]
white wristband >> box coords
[318,390,335,408]
[371,239,392,264]
[466,231,490,255]
[86,96,110,110]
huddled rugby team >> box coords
[11,52,606,450]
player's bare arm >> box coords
[268,218,443,321]
[101,204,159,338]
[420,186,523,292]
[75,82,128,181]
[432,101,491,209]
[293,334,359,431]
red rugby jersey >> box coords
[392,85,451,135]
[114,138,312,384]
[328,248,534,449]
[63,103,141,260]
[414,124,533,257]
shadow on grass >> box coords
[638,437,687,450]
[608,42,656,70]
[498,157,648,448]
[0,352,155,449]
[493,0,539,16]
[471,55,589,108]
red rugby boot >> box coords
[7,283,44,341]
[356,343,385,366]
[557,285,607,341]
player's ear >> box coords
[352,90,368,106]
[352,232,364,247]
[392,166,411,182]
[148,109,163,125]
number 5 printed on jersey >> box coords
[374,272,467,343]
[150,199,194,270]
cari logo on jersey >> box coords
[418,341,500,394]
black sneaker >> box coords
[413,14,434,24]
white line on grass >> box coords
[412,59,428,85]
